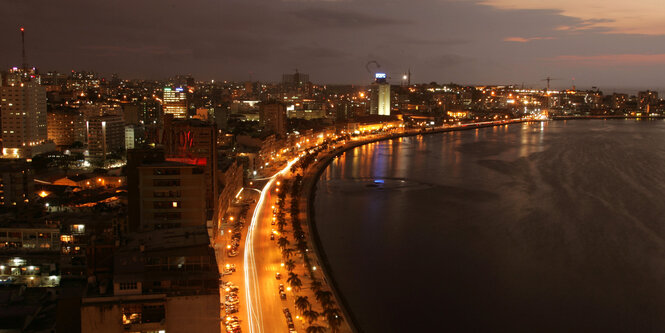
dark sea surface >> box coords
[314,120,665,332]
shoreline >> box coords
[300,119,532,332]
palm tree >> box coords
[295,296,311,314]
[324,307,342,327]
[315,290,334,308]
[287,272,303,291]
[284,259,296,272]
[306,325,326,333]
[310,278,322,292]
[281,247,295,260]
[303,309,319,325]
[276,219,287,232]
[277,236,290,249]
[296,239,308,253]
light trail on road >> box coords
[244,158,299,333]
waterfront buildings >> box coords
[369,73,391,116]
[638,90,659,111]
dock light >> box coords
[312,266,317,271]
[226,245,231,249]
[276,181,280,186]
[229,217,234,221]
[275,188,279,192]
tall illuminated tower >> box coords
[370,73,391,116]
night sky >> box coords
[2,0,665,90]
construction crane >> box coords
[541,76,561,91]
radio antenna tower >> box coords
[21,27,27,70]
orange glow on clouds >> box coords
[504,36,555,43]
[552,54,665,66]
[482,0,665,35]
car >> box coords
[270,234,275,240]
[278,284,284,292]
[275,272,281,280]
[280,291,286,300]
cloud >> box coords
[480,0,665,35]
[550,54,665,66]
[432,54,474,67]
[400,37,469,46]
[504,36,555,42]
[290,8,411,28]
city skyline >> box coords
[2,0,665,92]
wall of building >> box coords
[138,165,206,230]
[165,294,220,333]
[81,293,219,333]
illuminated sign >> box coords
[375,73,387,79]
[175,87,184,92]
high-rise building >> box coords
[86,115,125,158]
[47,109,86,147]
[127,148,166,232]
[124,126,135,150]
[259,102,287,138]
[137,162,206,230]
[370,73,391,116]
[638,90,659,111]
[162,87,188,119]
[282,71,310,86]
[0,81,53,158]
[162,118,217,217]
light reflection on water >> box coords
[315,120,665,332]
